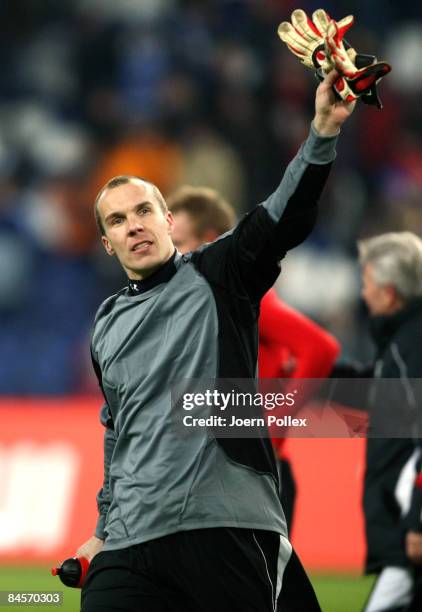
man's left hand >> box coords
[313,69,356,136]
[406,530,422,564]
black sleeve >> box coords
[91,348,114,430]
[193,124,337,303]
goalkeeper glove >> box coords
[277,10,356,74]
[278,8,391,109]
[325,19,391,108]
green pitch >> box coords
[0,568,80,611]
[312,573,374,611]
[0,567,374,611]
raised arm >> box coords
[195,71,355,302]
[259,69,355,254]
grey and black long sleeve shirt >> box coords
[91,125,338,551]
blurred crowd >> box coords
[1,0,422,394]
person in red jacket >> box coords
[259,289,339,529]
[168,185,340,533]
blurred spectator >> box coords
[179,123,246,213]
[91,126,184,198]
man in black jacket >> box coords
[356,232,422,612]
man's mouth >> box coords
[131,241,153,253]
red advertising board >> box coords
[0,399,366,571]
[286,438,366,571]
[0,398,103,564]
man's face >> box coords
[171,210,219,254]
[171,210,201,254]
[361,263,395,316]
[98,180,175,280]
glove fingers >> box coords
[326,35,349,72]
[291,9,322,42]
[312,9,331,35]
[334,62,392,108]
[346,47,357,63]
[278,9,365,81]
[326,22,357,76]
[288,45,316,69]
[326,19,337,39]
[277,10,391,110]
[278,26,315,68]
[333,76,358,103]
[335,15,354,42]
[349,62,392,94]
[278,23,315,55]
[326,16,354,48]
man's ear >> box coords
[166,211,175,235]
[102,235,115,256]
[386,284,404,309]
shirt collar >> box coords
[128,249,177,295]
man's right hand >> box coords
[313,69,356,136]
[76,535,104,562]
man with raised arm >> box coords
[78,69,354,612]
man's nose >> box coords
[127,214,144,234]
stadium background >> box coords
[1,0,421,610]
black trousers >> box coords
[277,549,321,612]
[406,580,422,611]
[81,528,320,612]
[404,566,422,612]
